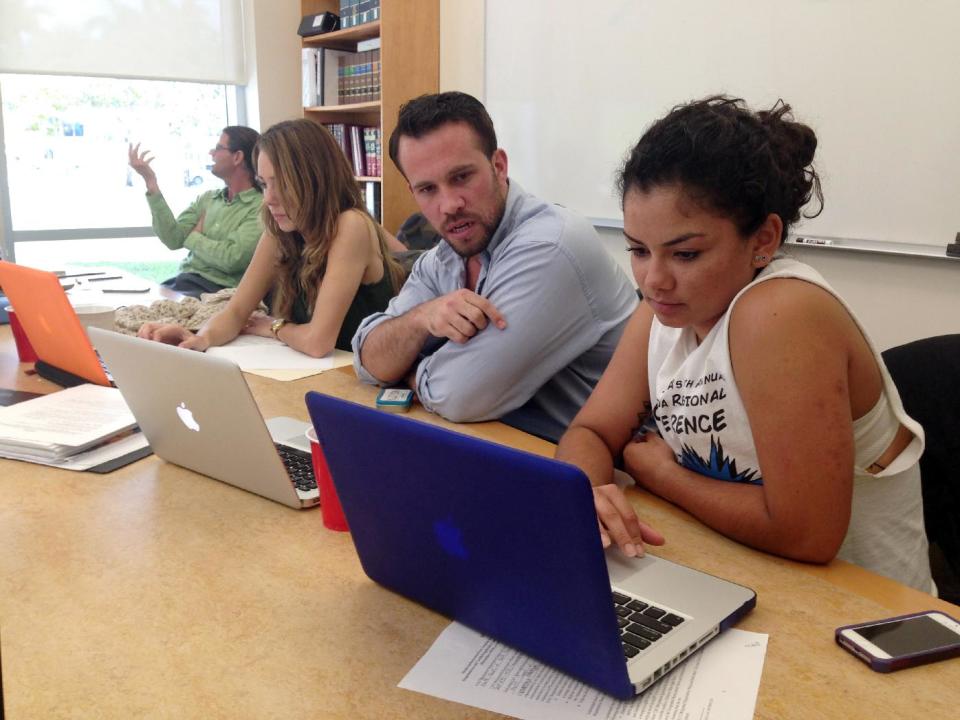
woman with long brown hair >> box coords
[139,119,405,356]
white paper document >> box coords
[0,430,149,471]
[400,623,767,720]
[206,335,353,378]
[0,384,136,458]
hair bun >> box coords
[620,95,824,243]
[759,101,818,170]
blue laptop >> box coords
[305,392,756,698]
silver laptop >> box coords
[89,328,318,509]
[305,392,757,698]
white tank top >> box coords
[647,256,932,591]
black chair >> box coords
[882,334,960,603]
[391,212,442,276]
[395,212,441,251]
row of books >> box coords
[302,38,381,108]
[338,48,380,105]
[339,0,380,29]
[325,124,382,179]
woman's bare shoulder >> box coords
[732,276,851,338]
[334,208,371,235]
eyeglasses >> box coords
[212,143,231,153]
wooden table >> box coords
[0,327,957,719]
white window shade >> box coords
[0,0,245,85]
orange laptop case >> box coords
[0,261,111,386]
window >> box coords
[2,74,232,232]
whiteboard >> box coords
[485,0,960,248]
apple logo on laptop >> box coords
[433,517,468,559]
[176,402,200,432]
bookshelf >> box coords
[299,0,439,233]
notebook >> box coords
[0,261,111,386]
[305,392,756,699]
[89,328,318,509]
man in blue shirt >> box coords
[353,92,636,441]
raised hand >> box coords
[127,142,159,193]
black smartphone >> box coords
[836,610,960,672]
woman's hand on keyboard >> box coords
[593,483,665,558]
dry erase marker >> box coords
[794,237,833,246]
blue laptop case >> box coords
[305,391,636,698]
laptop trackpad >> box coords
[266,416,312,452]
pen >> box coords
[87,275,124,282]
[794,237,833,246]
[57,271,107,279]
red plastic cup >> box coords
[306,426,349,532]
[5,306,38,363]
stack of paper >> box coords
[0,384,147,470]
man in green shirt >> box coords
[128,126,263,297]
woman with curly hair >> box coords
[556,97,932,591]
[140,119,405,357]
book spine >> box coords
[350,125,364,176]
[347,54,357,103]
[362,50,372,103]
[351,53,359,104]
[301,48,318,107]
[358,51,367,103]
[349,52,359,105]
[316,48,325,106]
[363,126,373,177]
[327,123,350,169]
[364,181,381,221]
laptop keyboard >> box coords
[612,589,687,661]
[275,444,317,493]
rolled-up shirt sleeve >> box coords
[414,239,605,423]
[147,191,203,250]
[352,250,447,385]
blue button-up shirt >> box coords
[353,181,637,440]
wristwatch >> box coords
[270,318,287,340]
